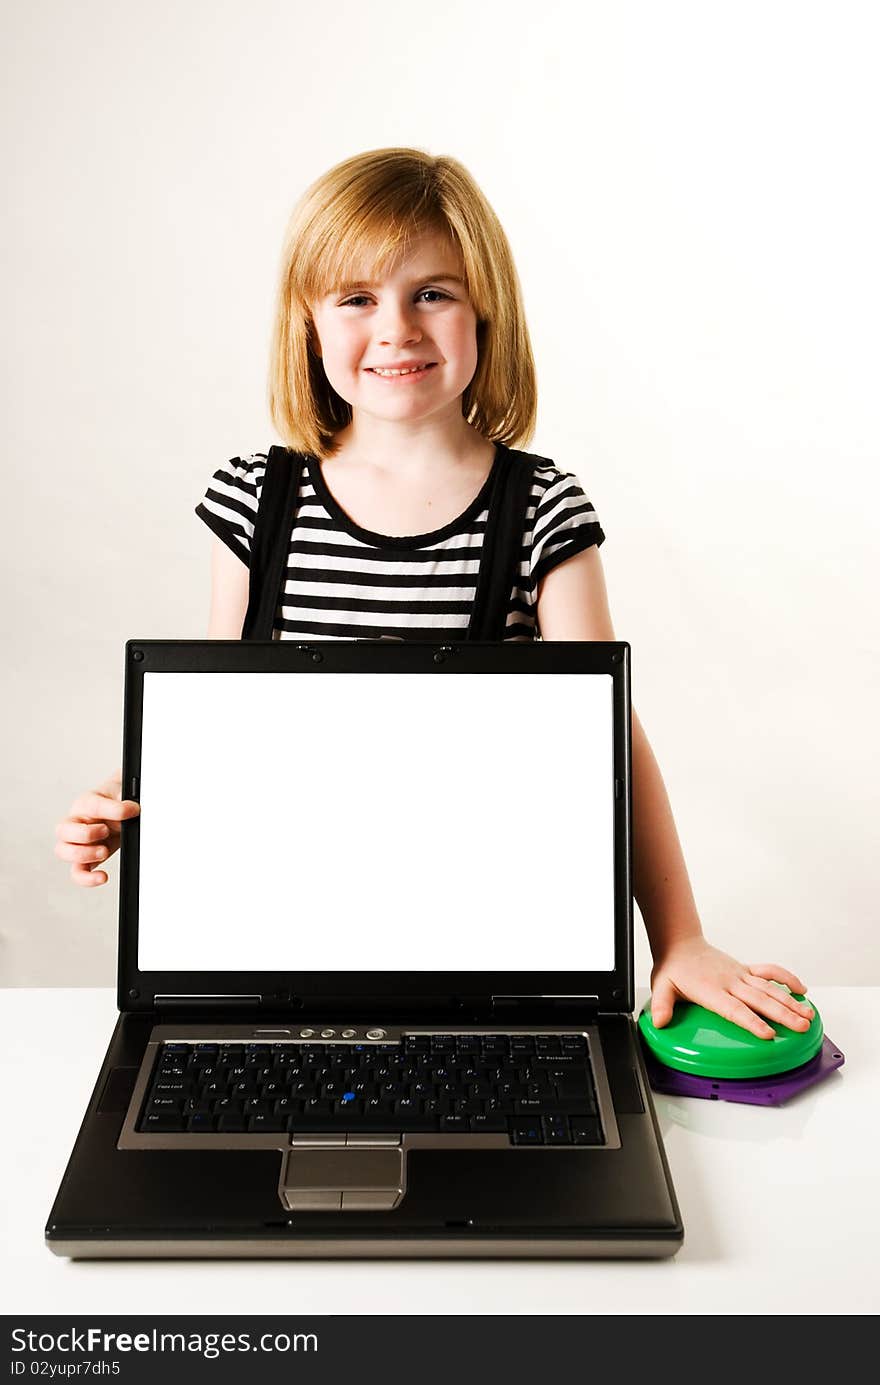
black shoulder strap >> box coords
[241,446,307,641]
[466,445,544,641]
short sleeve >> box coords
[529,467,606,587]
[194,453,268,568]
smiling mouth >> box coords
[366,363,438,377]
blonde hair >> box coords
[268,147,538,458]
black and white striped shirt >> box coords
[195,449,605,641]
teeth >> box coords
[370,364,430,376]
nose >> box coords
[375,296,422,347]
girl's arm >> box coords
[536,545,814,1039]
[208,538,250,638]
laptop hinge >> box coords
[154,994,263,1010]
[490,995,600,1023]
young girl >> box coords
[55,146,813,1041]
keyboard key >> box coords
[509,1120,543,1145]
[520,1099,598,1116]
[217,1113,247,1132]
[470,1114,508,1133]
[394,1112,439,1130]
[248,1114,287,1133]
[526,1081,554,1098]
[555,1087,597,1115]
[542,1115,571,1144]
[440,1116,469,1132]
[422,1099,451,1117]
[570,1118,603,1145]
[553,1076,593,1096]
[141,1112,186,1132]
[364,1096,395,1113]
[512,1099,560,1115]
[288,1115,400,1133]
[187,1114,216,1132]
[274,1098,303,1116]
[231,1079,260,1097]
[332,1099,363,1116]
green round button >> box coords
[638,986,823,1079]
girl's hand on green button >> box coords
[650,937,815,1039]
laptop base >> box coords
[46,1013,683,1260]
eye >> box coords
[338,289,453,308]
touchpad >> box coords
[278,1147,406,1212]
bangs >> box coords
[296,202,463,304]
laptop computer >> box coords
[46,638,683,1258]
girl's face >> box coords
[309,230,480,428]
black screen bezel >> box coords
[117,639,633,1017]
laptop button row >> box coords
[137,1110,602,1141]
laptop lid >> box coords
[117,640,633,1020]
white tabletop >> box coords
[2,987,877,1315]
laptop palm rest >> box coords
[279,1145,406,1211]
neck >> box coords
[324,410,489,481]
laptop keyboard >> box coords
[137,1034,603,1146]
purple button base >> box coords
[638,1032,845,1106]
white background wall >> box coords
[3,0,877,987]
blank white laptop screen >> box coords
[136,671,617,973]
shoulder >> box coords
[195,451,271,564]
[213,450,270,494]
[506,450,593,511]
[516,454,606,586]
[527,457,591,506]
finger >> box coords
[746,962,807,995]
[55,820,110,845]
[729,978,811,1033]
[55,840,114,866]
[68,791,140,822]
[743,973,814,1019]
[689,987,776,1040]
[70,862,108,887]
[650,978,678,1028]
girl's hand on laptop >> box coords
[649,937,814,1039]
[54,769,141,887]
